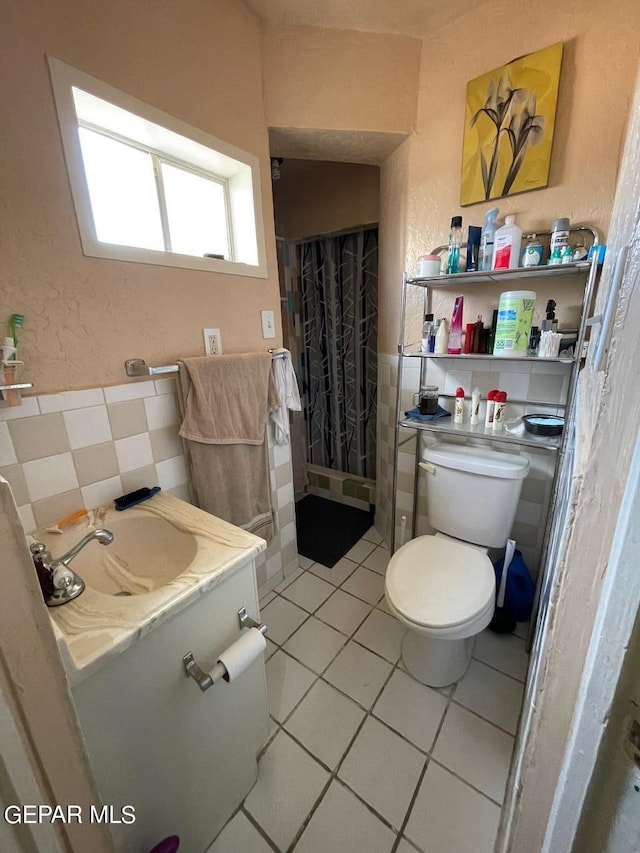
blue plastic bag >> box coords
[493,549,535,622]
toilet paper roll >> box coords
[217,627,266,682]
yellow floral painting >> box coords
[460,42,564,206]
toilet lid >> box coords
[386,536,495,629]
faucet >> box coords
[30,529,114,607]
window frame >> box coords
[48,56,268,278]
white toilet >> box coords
[385,442,530,687]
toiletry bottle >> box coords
[529,326,541,356]
[487,309,498,354]
[470,388,481,425]
[484,389,499,428]
[466,226,482,272]
[541,299,557,331]
[454,387,465,424]
[448,297,464,354]
[479,208,499,271]
[421,313,434,352]
[549,217,570,265]
[473,315,484,353]
[492,391,507,430]
[492,215,523,270]
[446,216,463,274]
[522,235,543,267]
[428,320,439,353]
[434,317,449,354]
[464,323,475,354]
[561,244,574,265]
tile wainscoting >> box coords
[375,353,566,576]
[0,379,298,594]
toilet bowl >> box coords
[385,441,529,686]
[385,535,495,686]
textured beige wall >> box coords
[272,160,380,240]
[378,0,640,353]
[1,0,281,395]
[262,25,421,134]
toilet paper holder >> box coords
[183,607,267,692]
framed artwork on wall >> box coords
[460,42,564,207]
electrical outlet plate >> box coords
[203,328,222,355]
[261,310,276,339]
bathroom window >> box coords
[48,57,267,278]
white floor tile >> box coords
[264,638,278,661]
[298,555,314,569]
[344,538,377,564]
[396,839,421,853]
[376,596,394,615]
[432,703,514,803]
[514,620,530,640]
[265,650,316,723]
[315,589,372,636]
[373,670,448,752]
[405,762,500,853]
[454,659,524,735]
[309,556,358,586]
[361,545,391,576]
[353,609,406,663]
[295,780,396,853]
[281,572,335,612]
[339,717,424,830]
[341,566,386,605]
[261,597,308,645]
[473,630,529,682]
[259,591,276,609]
[362,526,384,545]
[244,731,329,851]
[324,641,393,708]
[285,680,365,769]
[284,617,347,674]
[206,812,272,853]
[274,567,303,593]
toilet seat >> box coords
[386,535,495,631]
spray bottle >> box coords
[479,208,499,271]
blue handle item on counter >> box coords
[404,406,452,422]
[114,486,161,511]
[493,549,535,622]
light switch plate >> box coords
[261,310,276,339]
[203,328,222,355]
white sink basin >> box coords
[37,493,267,685]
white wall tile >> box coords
[81,476,123,509]
[23,452,79,502]
[63,405,112,449]
[276,482,294,510]
[155,455,187,489]
[114,433,154,473]
[17,504,36,533]
[0,396,40,421]
[444,369,473,395]
[38,388,104,414]
[154,377,177,396]
[104,381,156,404]
[280,521,296,548]
[490,360,532,374]
[0,422,17,466]
[496,373,531,399]
[144,394,178,430]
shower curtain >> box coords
[300,227,378,479]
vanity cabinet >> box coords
[71,556,268,853]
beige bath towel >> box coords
[177,353,278,541]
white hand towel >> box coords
[269,348,301,445]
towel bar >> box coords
[125,351,287,377]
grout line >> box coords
[471,653,528,684]
[428,756,506,809]
[240,805,281,852]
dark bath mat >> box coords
[295,494,375,568]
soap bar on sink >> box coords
[114,486,161,511]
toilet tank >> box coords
[422,442,530,548]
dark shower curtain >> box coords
[300,226,378,479]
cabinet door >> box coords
[73,562,268,853]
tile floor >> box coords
[207,528,530,853]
